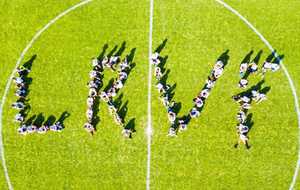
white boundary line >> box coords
[146,0,154,189]
[215,0,300,189]
[0,1,92,189]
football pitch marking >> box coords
[0,0,92,189]
[1,0,299,190]
[146,0,154,189]
[215,0,300,189]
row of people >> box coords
[238,59,280,89]
[18,122,63,135]
[12,66,30,133]
[176,60,226,134]
[262,61,280,74]
[102,55,132,138]
[84,57,104,134]
[239,61,255,88]
[151,52,178,137]
[183,60,226,128]
[176,60,227,135]
[233,87,267,149]
[191,60,225,116]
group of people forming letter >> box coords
[12,61,63,135]
[151,51,227,136]
[84,50,133,138]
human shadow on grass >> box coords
[217,49,230,66]
[97,44,109,60]
[235,80,271,98]
[252,50,263,64]
[115,41,126,57]
[103,78,115,92]
[24,114,36,125]
[18,55,36,95]
[154,40,183,118]
[245,113,254,131]
[124,118,136,134]
[91,96,101,130]
[118,100,129,123]
[56,111,71,128]
[122,48,136,86]
[44,115,56,126]
[265,50,285,66]
[241,50,254,64]
[27,111,70,129]
[112,93,136,135]
[33,113,45,127]
[113,94,128,122]
[107,41,127,59]
[97,42,127,66]
[155,38,168,54]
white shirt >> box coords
[87,97,93,106]
[92,59,98,67]
[271,63,280,72]
[263,61,272,69]
[240,96,250,103]
[237,124,249,133]
[15,77,23,84]
[213,67,223,78]
[250,63,258,71]
[240,63,248,73]
[214,60,224,69]
[151,52,159,60]
[156,83,164,91]
[240,79,248,86]
[200,89,210,99]
[195,98,204,108]
[115,80,123,89]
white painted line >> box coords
[0,1,92,189]
[146,0,154,189]
[215,0,300,189]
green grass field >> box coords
[1,0,300,189]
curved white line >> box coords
[146,0,154,189]
[215,0,300,189]
[0,1,92,189]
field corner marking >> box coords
[146,0,154,189]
